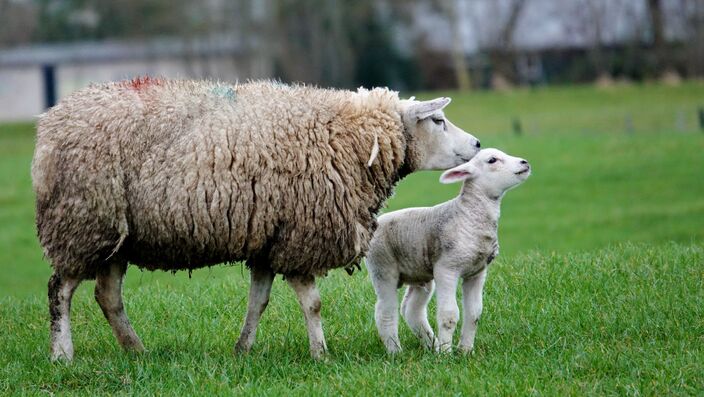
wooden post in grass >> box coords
[676,110,686,132]
[512,117,522,136]
[624,114,634,134]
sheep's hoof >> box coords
[457,344,474,355]
[233,342,252,355]
[121,339,146,354]
[123,346,147,357]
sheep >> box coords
[365,148,531,354]
[32,78,482,360]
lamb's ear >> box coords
[408,97,451,120]
[439,163,476,184]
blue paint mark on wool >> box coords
[211,86,236,101]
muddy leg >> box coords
[235,266,275,353]
[48,272,81,361]
[94,262,144,353]
[287,275,327,360]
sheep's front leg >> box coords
[95,262,145,353]
[48,272,81,361]
[434,267,460,353]
[459,268,488,353]
[401,281,436,351]
[287,275,327,359]
[235,266,275,353]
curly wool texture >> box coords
[33,79,409,278]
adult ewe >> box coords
[366,148,531,354]
[33,78,481,360]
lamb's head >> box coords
[439,148,531,198]
[400,97,481,171]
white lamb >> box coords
[365,148,531,353]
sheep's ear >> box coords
[440,163,476,184]
[408,97,451,120]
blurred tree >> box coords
[269,0,416,89]
[0,0,38,47]
[672,0,704,76]
[440,0,471,91]
[470,0,529,87]
[34,0,194,42]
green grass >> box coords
[1,244,702,395]
[1,82,703,395]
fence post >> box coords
[624,114,634,134]
[512,117,522,136]
[42,64,57,109]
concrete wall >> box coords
[0,54,271,122]
[0,67,44,121]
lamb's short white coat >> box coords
[365,148,531,353]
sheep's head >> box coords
[439,148,531,198]
[400,97,481,171]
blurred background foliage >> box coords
[1,0,702,91]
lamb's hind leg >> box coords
[48,272,81,361]
[459,268,488,353]
[235,265,275,353]
[94,262,144,353]
[401,281,437,351]
[287,275,327,360]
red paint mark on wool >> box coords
[124,76,162,91]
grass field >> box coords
[1,82,703,395]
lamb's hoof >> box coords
[384,344,402,355]
[310,346,328,361]
[382,337,402,354]
[421,339,438,352]
[50,351,73,362]
[457,344,474,355]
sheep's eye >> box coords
[431,118,445,127]
[487,157,497,164]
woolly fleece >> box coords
[33,79,410,278]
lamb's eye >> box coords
[487,157,497,164]
[431,118,445,127]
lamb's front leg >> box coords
[459,268,487,353]
[369,265,402,353]
[434,266,460,353]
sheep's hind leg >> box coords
[401,281,437,351]
[287,275,327,360]
[235,266,275,353]
[48,272,81,361]
[94,262,145,353]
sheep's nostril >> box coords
[520,160,528,165]
[475,140,481,148]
